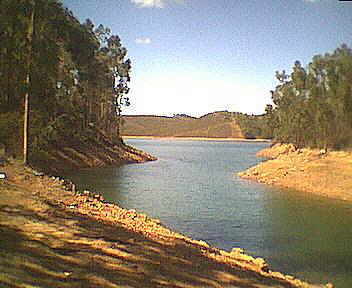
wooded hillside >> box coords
[0,0,132,168]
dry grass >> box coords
[121,112,244,138]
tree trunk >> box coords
[24,1,35,165]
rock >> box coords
[33,170,44,176]
[253,257,267,267]
[196,240,210,248]
[152,219,161,225]
[253,257,269,272]
[93,194,104,201]
[230,248,244,255]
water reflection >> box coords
[263,189,352,286]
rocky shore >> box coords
[0,160,330,287]
[238,143,352,202]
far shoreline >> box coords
[123,135,272,143]
[238,143,352,202]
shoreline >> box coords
[123,135,271,142]
[0,160,329,287]
[30,136,157,175]
[238,144,352,202]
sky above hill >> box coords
[62,0,352,117]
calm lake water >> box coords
[65,139,352,287]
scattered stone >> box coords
[33,170,44,176]
[196,240,210,248]
[93,193,104,201]
[230,247,244,255]
[151,218,161,225]
[253,257,269,272]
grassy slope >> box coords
[121,112,244,138]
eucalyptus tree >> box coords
[267,44,352,149]
[92,26,132,142]
[0,0,133,165]
[0,0,36,158]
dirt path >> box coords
[0,161,329,287]
[238,144,352,202]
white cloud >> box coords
[131,0,184,8]
[135,37,152,44]
[303,0,319,2]
[131,0,165,8]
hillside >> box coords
[121,112,245,139]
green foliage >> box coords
[0,112,23,156]
[265,44,352,149]
[0,0,131,165]
[232,112,271,139]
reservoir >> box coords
[66,139,352,287]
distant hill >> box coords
[121,111,245,138]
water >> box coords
[65,139,352,287]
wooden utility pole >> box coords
[24,1,35,165]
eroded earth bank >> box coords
[238,144,352,202]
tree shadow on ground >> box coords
[1,200,297,288]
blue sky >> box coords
[62,0,352,117]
